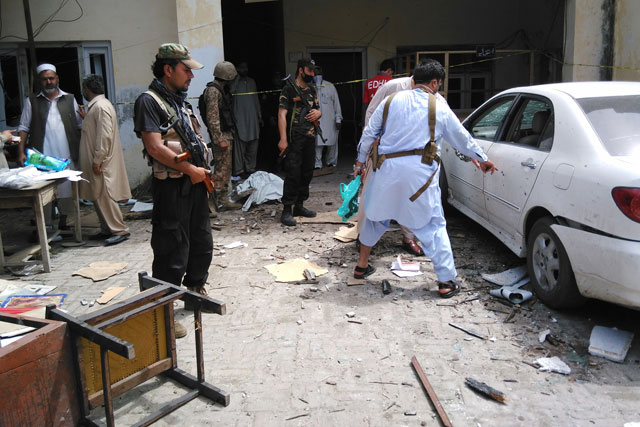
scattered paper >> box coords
[22,284,56,295]
[482,266,528,287]
[0,322,34,338]
[390,255,423,278]
[223,241,248,249]
[538,329,552,344]
[96,287,126,304]
[334,225,359,243]
[265,258,328,283]
[534,356,571,375]
[130,201,153,212]
[73,261,128,281]
[32,169,84,182]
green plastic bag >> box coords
[337,175,361,222]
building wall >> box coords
[613,0,640,81]
[0,0,224,190]
[281,0,564,80]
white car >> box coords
[440,82,640,309]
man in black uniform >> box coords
[133,43,212,338]
[277,57,321,226]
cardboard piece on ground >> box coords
[588,326,634,363]
[334,225,359,243]
[96,286,126,304]
[265,258,328,283]
[72,261,128,281]
[347,277,365,286]
[297,211,356,225]
[481,265,528,286]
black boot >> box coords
[280,205,296,226]
[293,204,316,218]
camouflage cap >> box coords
[156,43,204,70]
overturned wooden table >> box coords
[0,178,81,272]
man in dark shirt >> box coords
[133,43,212,338]
[277,57,321,226]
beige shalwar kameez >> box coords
[79,95,131,235]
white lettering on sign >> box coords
[367,79,387,90]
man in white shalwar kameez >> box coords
[353,61,497,298]
[313,67,342,168]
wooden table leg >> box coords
[34,193,51,273]
[100,346,116,427]
[72,181,82,242]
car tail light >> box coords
[612,187,640,223]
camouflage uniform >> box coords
[204,83,234,191]
[279,81,319,206]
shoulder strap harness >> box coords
[371,90,440,202]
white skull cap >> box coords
[36,63,57,74]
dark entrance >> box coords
[309,51,363,164]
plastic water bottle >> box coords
[25,148,69,172]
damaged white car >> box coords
[441,82,640,309]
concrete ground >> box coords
[1,164,639,427]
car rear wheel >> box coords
[526,217,585,309]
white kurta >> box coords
[18,89,82,198]
[357,88,488,229]
[315,79,342,147]
[232,76,261,141]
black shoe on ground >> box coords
[281,207,296,226]
[293,205,316,218]
[89,231,112,241]
[105,233,130,246]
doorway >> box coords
[308,50,364,162]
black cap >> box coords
[297,57,315,70]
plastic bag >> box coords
[337,175,361,221]
[24,147,69,172]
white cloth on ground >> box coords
[233,171,284,211]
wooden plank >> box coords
[33,187,51,272]
[100,346,115,427]
[88,358,173,408]
[138,272,226,315]
[194,308,204,382]
[411,356,453,427]
[78,286,172,323]
[165,304,177,368]
[94,292,184,330]
[46,306,135,359]
[133,390,199,427]
[165,368,230,407]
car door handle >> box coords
[521,162,536,169]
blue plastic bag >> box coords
[337,175,361,221]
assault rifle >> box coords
[160,119,215,193]
[283,74,327,143]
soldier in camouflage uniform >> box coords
[202,61,242,211]
[277,57,322,226]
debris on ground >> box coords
[96,286,125,304]
[264,258,328,282]
[72,261,128,281]
[465,377,507,404]
[481,265,528,286]
[588,326,634,363]
[391,255,422,278]
[381,279,392,294]
[411,356,453,427]
[534,356,571,375]
[333,224,358,242]
[233,171,283,211]
[449,322,488,340]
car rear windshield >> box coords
[577,95,640,156]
